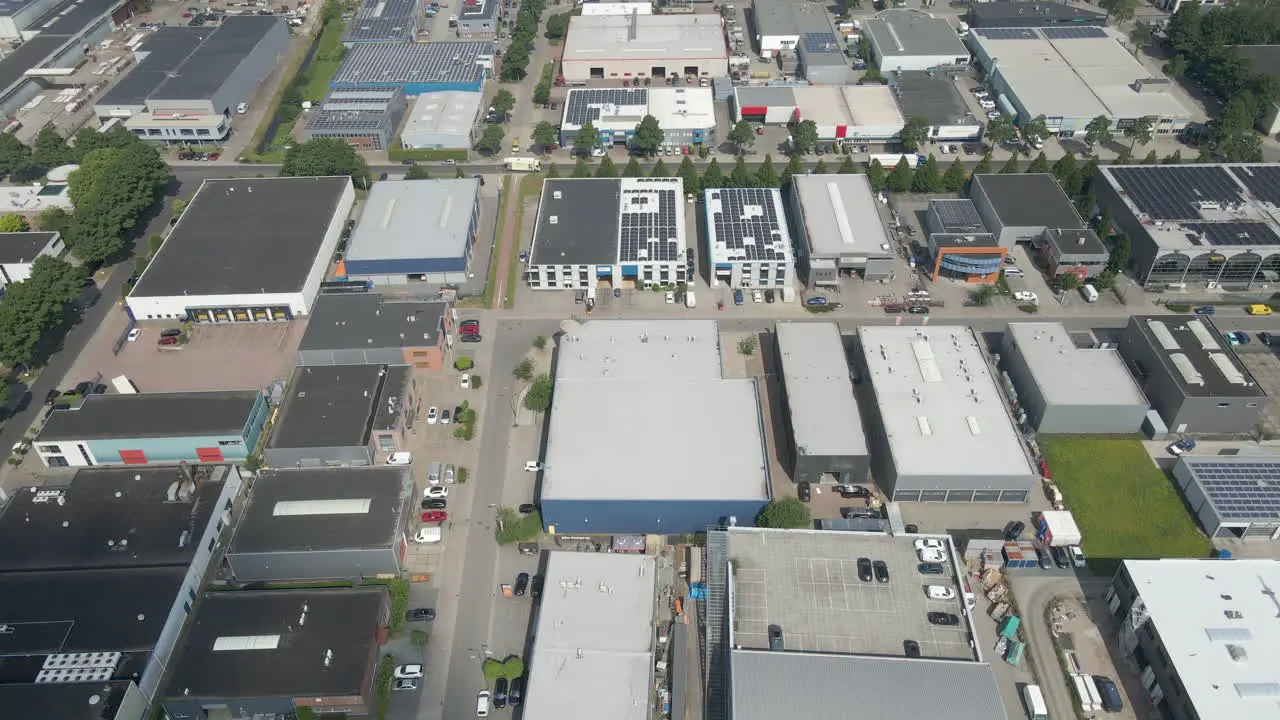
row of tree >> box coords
[498,0,549,82]
[0,255,91,369]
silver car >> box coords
[444,464,456,484]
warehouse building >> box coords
[923,199,1005,283]
[399,90,484,150]
[969,173,1084,247]
[526,178,688,291]
[705,187,794,289]
[0,230,64,289]
[0,0,124,118]
[704,527,1008,720]
[302,87,407,151]
[455,0,499,38]
[732,85,905,143]
[1039,227,1109,279]
[523,553,658,720]
[330,41,494,95]
[787,174,893,285]
[1118,316,1268,435]
[775,322,868,484]
[894,71,982,141]
[128,177,355,323]
[297,293,450,368]
[33,390,270,468]
[0,682,148,720]
[1108,559,1280,720]
[0,0,70,39]
[794,5,853,85]
[967,1,1105,29]
[94,26,218,119]
[558,87,717,151]
[161,587,389,719]
[863,9,968,72]
[340,178,481,286]
[1093,164,1280,289]
[751,0,800,54]
[580,1,651,16]
[1001,322,1148,434]
[968,26,1190,134]
[857,325,1037,502]
[1173,456,1280,540]
[342,0,418,44]
[560,14,728,83]
[226,467,413,582]
[539,320,771,534]
[265,364,416,468]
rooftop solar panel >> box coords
[1040,26,1108,40]
[1180,221,1280,247]
[563,88,648,128]
[1230,165,1280,206]
[709,188,787,262]
[802,32,840,54]
[1109,166,1244,221]
[1187,460,1280,522]
[618,179,679,263]
[973,28,1037,40]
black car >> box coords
[50,403,71,411]
[767,624,784,650]
[460,334,482,343]
[1261,331,1274,346]
[836,484,871,498]
[873,560,890,584]
[856,557,873,582]
[530,575,543,598]
[509,675,525,705]
[378,172,389,181]
[160,328,182,338]
[406,607,436,622]
[842,507,877,520]
[14,391,31,413]
[1003,521,1025,541]
[493,677,509,708]
[797,482,810,502]
[918,562,944,575]
[44,389,61,404]
[1049,545,1071,569]
[518,503,536,514]
[514,572,530,596]
[765,290,775,303]
[422,498,447,509]
[454,405,464,420]
[906,305,930,314]
[1093,676,1123,712]
[903,640,921,658]
[904,524,919,534]
[927,612,960,626]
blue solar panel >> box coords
[974,28,1037,41]
[1188,460,1280,522]
[802,32,840,54]
[1040,26,1108,40]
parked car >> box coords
[873,560,890,584]
[422,510,447,522]
[518,503,536,514]
[1261,331,1275,345]
[440,409,451,424]
[158,336,179,346]
[733,289,744,305]
[842,507,878,520]
[1193,305,1216,315]
[765,289,775,303]
[797,482,810,502]
[160,328,182,338]
[460,334,482,343]
[1168,437,1196,456]
[918,562,945,575]
[509,676,525,705]
[406,608,436,622]
[444,464,456,484]
[918,548,946,563]
[914,539,945,552]
[1049,545,1071,569]
[767,624,784,650]
[906,305,930,314]
[427,406,440,424]
[395,664,424,679]
[425,486,449,498]
[903,640,921,658]
[805,296,829,307]
[127,328,141,342]
[494,678,509,708]
[752,289,763,303]
[460,320,480,334]
[927,585,956,600]
[857,557,874,582]
[927,612,960,626]
[1068,545,1087,568]
[524,461,545,472]
[514,572,530,596]
[834,484,870,498]
[1093,676,1124,712]
[387,451,413,466]
[422,498,447,509]
[1003,521,1025,541]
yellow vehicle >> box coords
[1246,304,1273,315]
[512,141,520,153]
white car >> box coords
[236,102,248,114]
[918,548,946,564]
[440,409,451,425]
[939,144,949,154]
[926,585,956,600]
[590,147,606,157]
[986,110,1002,120]
[414,527,442,543]
[395,664,424,680]
[127,328,141,342]
[387,451,413,466]
[914,538,945,552]
[524,461,544,472]
[424,486,449,499]
[752,290,763,303]
[1068,545,1087,568]
[666,291,675,304]
[979,101,997,109]
[460,373,471,389]
[427,406,439,424]
[1013,290,1038,305]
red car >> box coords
[158,336,179,346]
[459,321,480,335]
[422,511,447,523]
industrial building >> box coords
[128,177,356,322]
[1107,559,1280,720]
[560,14,728,83]
[857,325,1037,502]
[1093,164,1280,289]
[863,9,969,72]
[751,0,800,55]
[342,0,418,44]
[296,293,450,368]
[923,199,1006,283]
[398,90,484,150]
[265,364,416,468]
[225,467,413,582]
[1173,456,1280,540]
[0,682,149,720]
[969,173,1085,247]
[161,587,389,719]
[0,0,72,39]
[580,1,651,16]
[968,26,1191,134]
[0,0,127,118]
[302,87,407,151]
[523,553,658,720]
[966,1,1106,29]
[558,87,717,150]
[0,230,64,289]
[96,17,289,142]
[539,320,771,534]
[455,0,499,38]
[340,178,481,286]
[526,178,688,291]
[793,4,853,85]
[1038,227,1110,279]
[704,527,1008,720]
[732,85,905,143]
[32,390,270,468]
[0,463,245,699]
[786,174,893,285]
[705,187,794,289]
[894,71,982,141]
[1118,316,1268,435]
[774,322,868,484]
[330,42,494,94]
[1000,322,1148,434]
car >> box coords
[666,291,675,304]
[906,305,929,314]
[767,624,784,650]
[476,690,492,718]
[1167,437,1196,455]
[1245,304,1273,315]
[1064,544,1087,569]
[524,460,544,472]
[440,409,452,425]
[494,678,509,708]
[444,464,456,483]
[1036,546,1053,569]
[514,572,530,596]
[460,319,480,331]
[518,503,536,514]
[427,406,439,424]
[733,289,744,305]
[1237,331,1252,345]
[158,336,179,346]
[127,328,141,342]
[1012,290,1038,305]
[613,287,622,298]
[979,101,997,109]
[406,607,437,622]
[833,484,870,497]
[511,141,520,153]
[903,640,921,658]
[918,562,945,575]
[160,328,182,338]
[926,585,956,600]
[1003,521,1025,541]
[805,296,829,307]
[530,575,543,597]
[460,325,480,336]
[842,507,878,520]
[460,373,471,389]
[460,334,482,343]
[765,289,775,303]
[752,289,763,303]
[394,678,419,691]
[1261,331,1275,346]
[927,612,960,626]
[857,557,874,582]
[387,451,413,466]
[422,510,447,522]
[509,675,525,705]
[873,560,890,583]
[913,538,945,552]
[425,486,449,498]
[1193,305,1216,315]
[918,548,946,563]
[1093,676,1124,712]
[422,498,447,509]
[939,143,949,154]
[987,110,1002,120]
[797,482,811,502]
[395,664,424,679]
[1050,545,1071,569]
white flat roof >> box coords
[564,14,727,62]
[400,91,483,142]
[524,553,657,720]
[1122,559,1280,720]
[347,179,479,261]
[793,86,905,128]
[859,325,1034,481]
[646,87,716,130]
[791,174,892,258]
[776,322,866,457]
[556,319,722,381]
[1005,322,1147,408]
[579,1,652,15]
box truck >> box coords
[504,157,542,172]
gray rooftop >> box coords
[268,365,389,449]
[348,178,480,262]
[929,198,988,233]
[751,0,799,37]
[0,0,129,98]
[332,41,493,87]
[37,390,261,441]
[1129,316,1265,399]
[1043,227,1108,258]
[530,178,622,266]
[971,173,1083,230]
[865,9,968,60]
[775,323,867,457]
[0,0,41,17]
[149,16,284,101]
[791,174,892,259]
[1235,45,1280,78]
[307,88,403,132]
[523,553,657,720]
[1005,322,1146,409]
[896,71,976,126]
[0,230,59,264]
[96,27,215,108]
[563,14,728,63]
[298,294,444,352]
[968,1,1104,25]
[859,325,1035,482]
[342,0,417,43]
[0,682,139,720]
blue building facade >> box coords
[540,498,769,536]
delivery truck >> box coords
[504,157,542,172]
[111,375,138,394]
[868,153,922,169]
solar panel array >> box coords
[1181,221,1280,247]
[618,180,679,262]
[1230,165,1280,206]
[334,42,495,85]
[564,88,648,128]
[1109,166,1244,220]
[1040,26,1108,40]
[802,32,840,54]
[710,189,786,261]
[973,28,1038,41]
[1189,460,1280,521]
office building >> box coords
[1172,456,1280,540]
[558,87,717,151]
[398,90,484,150]
[296,293,451,368]
[704,187,794,289]
[303,87,407,151]
[923,199,1005,283]
[733,85,906,143]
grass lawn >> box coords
[298,18,348,102]
[1040,437,1212,575]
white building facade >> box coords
[704,187,795,290]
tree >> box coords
[1027,151,1050,174]
[727,120,756,154]
[1052,153,1082,196]
[790,120,819,155]
[756,497,811,529]
[898,117,930,152]
[1142,150,1159,165]
[31,125,73,169]
[405,163,430,179]
[730,156,754,187]
[623,156,644,177]
[865,159,887,191]
[0,214,28,232]
[678,156,700,193]
[474,124,506,156]
[37,207,70,234]
[973,153,993,176]
[1000,154,1021,174]
[1163,150,1183,165]
[1107,233,1132,274]
[650,159,669,177]
[837,156,859,174]
[985,115,1016,154]
[1115,147,1133,164]
[912,154,940,193]
[66,143,170,266]
[1128,21,1154,51]
[756,154,781,187]
[1084,115,1114,149]
[573,122,601,156]
[941,158,967,192]
[491,89,516,120]
[0,256,88,367]
[1022,115,1050,147]
[0,133,32,178]
[533,335,548,351]
[532,121,558,151]
[512,358,535,382]
[813,158,830,175]
[281,138,370,186]
[546,163,560,179]
[631,115,664,157]
[523,374,553,414]
[544,10,570,39]
[1101,0,1138,25]
[573,159,592,178]
[67,147,120,208]
[887,157,913,193]
[596,155,619,178]
[781,154,803,187]
[702,158,725,189]
[1123,116,1155,151]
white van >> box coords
[686,290,697,309]
[476,690,491,717]
[1081,284,1099,303]
[428,461,443,485]
[1022,684,1049,720]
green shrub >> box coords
[387,579,410,635]
[374,654,395,720]
[458,467,470,484]
[470,374,483,389]
[1166,303,1191,313]
[495,508,541,545]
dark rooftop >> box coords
[968,2,1105,25]
[972,173,1084,230]
[530,179,621,266]
[166,588,386,700]
[229,467,409,554]
[1044,227,1108,257]
[268,365,387,449]
[0,681,137,720]
[0,0,127,97]
[460,0,499,21]
[896,72,975,126]
[96,27,214,108]
[1234,45,1280,78]
[931,233,999,248]
[343,0,417,43]
[131,177,351,298]
[1129,315,1266,398]
[0,464,230,572]
[929,199,988,233]
[298,294,444,352]
[150,16,284,100]
[372,366,410,432]
[0,231,59,264]
[37,390,262,441]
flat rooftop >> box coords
[793,85,906,130]
[556,319,722,381]
[400,90,483,139]
[332,41,493,87]
[530,178,686,267]
[342,0,417,43]
[131,177,351,299]
[645,87,716,130]
[791,174,892,259]
[37,390,260,441]
[347,178,480,262]
[563,14,727,62]
[1121,559,1280,720]
[0,230,58,264]
[166,588,386,700]
[1006,322,1146,409]
[1235,45,1280,77]
[705,187,794,266]
[149,16,283,101]
[0,682,138,720]
[864,9,967,61]
[896,71,976,126]
[298,294,444,351]
[1176,455,1280,525]
[859,325,1035,482]
[0,464,231,572]
[229,467,409,554]
[972,173,1082,230]
[0,0,126,97]
[307,88,403,133]
[97,28,215,108]
[1044,227,1108,258]
[523,553,656,720]
[752,0,799,37]
[1130,316,1265,398]
[775,322,866,457]
[969,2,1105,25]
[269,365,387,449]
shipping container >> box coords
[689,546,703,584]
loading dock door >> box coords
[118,449,148,464]
[196,447,224,462]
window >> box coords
[37,445,61,454]
[207,536,216,552]
[218,439,243,446]
[180,129,195,136]
[1247,402,1259,408]
[146,128,162,136]
[1218,402,1231,407]
[197,129,210,136]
